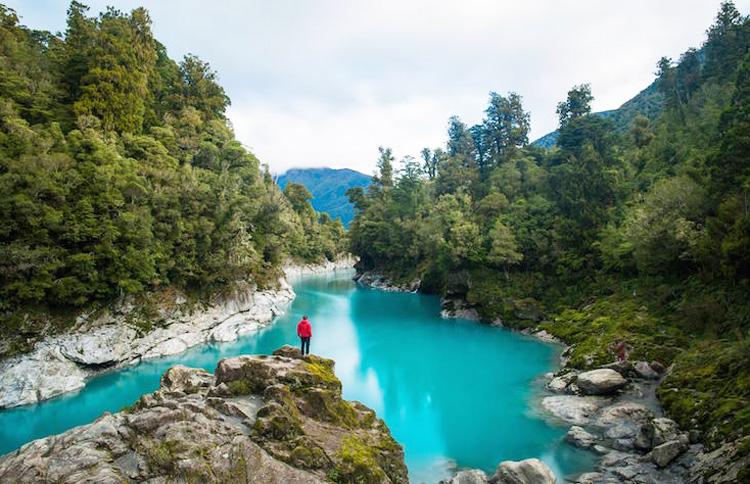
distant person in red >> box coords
[612,340,629,363]
[297,315,312,355]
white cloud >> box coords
[8,0,750,174]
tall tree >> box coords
[483,92,530,164]
[372,146,394,189]
[556,84,593,127]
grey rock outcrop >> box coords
[650,436,689,467]
[688,436,750,482]
[0,349,408,483]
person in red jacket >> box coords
[297,315,312,355]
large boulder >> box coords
[489,458,556,484]
[576,369,627,395]
[650,436,689,467]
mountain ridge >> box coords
[277,167,371,227]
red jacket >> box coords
[297,319,312,338]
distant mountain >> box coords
[277,168,371,227]
[532,81,663,148]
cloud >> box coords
[7,0,750,173]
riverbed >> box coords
[0,270,595,482]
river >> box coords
[0,270,595,482]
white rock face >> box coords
[576,368,627,395]
[0,346,87,407]
[59,325,138,365]
[0,264,330,409]
[283,254,357,279]
[541,395,609,425]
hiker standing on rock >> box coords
[297,315,312,355]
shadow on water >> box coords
[0,270,596,482]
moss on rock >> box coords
[332,435,388,484]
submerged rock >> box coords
[576,369,627,396]
[0,349,408,483]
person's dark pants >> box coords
[300,337,310,355]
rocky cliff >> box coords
[0,258,356,409]
[0,346,408,483]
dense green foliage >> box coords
[348,2,750,452]
[0,3,345,344]
[277,168,371,227]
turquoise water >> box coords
[0,271,595,482]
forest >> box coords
[0,2,346,352]
[347,1,750,455]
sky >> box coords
[6,1,750,175]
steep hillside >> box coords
[277,168,371,226]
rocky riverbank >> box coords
[354,269,747,482]
[539,363,704,483]
[0,257,356,409]
[0,346,408,483]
